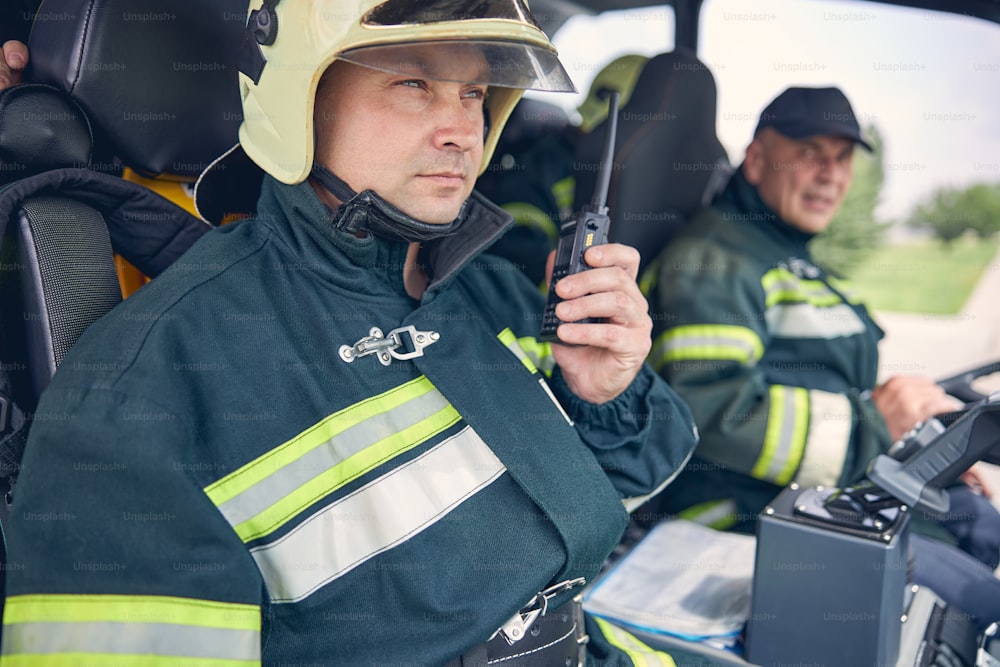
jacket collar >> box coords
[716,166,815,254]
[256,176,514,298]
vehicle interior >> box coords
[0,0,998,665]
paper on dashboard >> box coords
[583,519,756,640]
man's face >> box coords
[313,47,487,224]
[743,128,856,234]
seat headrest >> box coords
[0,84,92,185]
[573,50,730,272]
[26,0,245,181]
[492,99,570,157]
[576,54,649,133]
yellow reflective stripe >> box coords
[593,617,677,667]
[206,376,435,504]
[3,594,258,629]
[501,202,559,245]
[761,269,841,308]
[638,258,660,297]
[205,376,461,543]
[517,337,555,376]
[497,328,555,377]
[752,386,809,485]
[498,328,538,374]
[2,656,255,667]
[233,404,459,542]
[828,276,862,303]
[677,499,739,531]
[552,175,575,216]
[3,595,260,664]
[650,325,764,371]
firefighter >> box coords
[642,85,1000,627]
[1,1,697,664]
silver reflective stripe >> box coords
[796,390,853,487]
[3,622,259,659]
[765,302,867,339]
[217,389,450,530]
[651,325,763,369]
[252,426,506,603]
[539,378,573,426]
[755,387,802,483]
[622,435,695,512]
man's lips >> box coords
[803,192,836,210]
[420,172,468,187]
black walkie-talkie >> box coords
[540,90,620,343]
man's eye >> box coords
[398,79,426,90]
[463,87,487,100]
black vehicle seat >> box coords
[572,49,731,275]
[0,0,245,632]
[476,98,577,285]
[26,0,245,294]
[476,54,652,285]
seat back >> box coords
[0,0,245,626]
[572,50,731,274]
[0,88,210,629]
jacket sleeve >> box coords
[2,385,264,664]
[548,362,698,509]
[646,241,890,490]
[480,254,699,507]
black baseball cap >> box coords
[754,86,873,152]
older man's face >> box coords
[743,128,856,234]
[313,47,487,224]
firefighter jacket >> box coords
[2,175,696,666]
[642,168,892,529]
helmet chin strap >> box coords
[310,165,466,243]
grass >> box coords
[845,237,999,314]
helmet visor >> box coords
[364,0,540,27]
[339,41,576,93]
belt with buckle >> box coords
[445,579,589,667]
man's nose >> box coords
[432,98,482,152]
[815,155,847,182]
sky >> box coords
[526,0,1000,223]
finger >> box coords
[928,396,964,414]
[555,262,640,302]
[555,290,649,328]
[0,41,28,89]
[3,41,28,70]
[555,320,651,357]
[582,244,641,280]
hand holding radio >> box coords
[540,91,619,343]
[540,91,654,405]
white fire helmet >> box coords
[237,0,576,184]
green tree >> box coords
[907,183,1000,245]
[812,123,889,275]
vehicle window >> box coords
[531,0,999,384]
[526,6,675,125]
[700,0,999,226]
[699,0,1000,384]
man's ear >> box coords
[742,138,765,186]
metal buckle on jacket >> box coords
[496,577,587,646]
[338,326,439,366]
